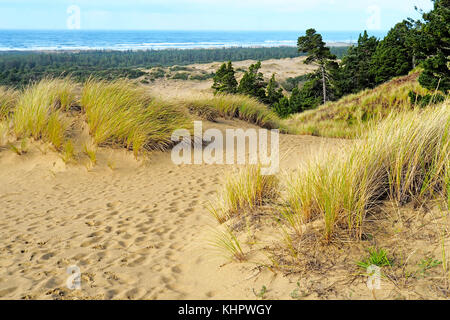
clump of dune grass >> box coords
[83,140,97,166]
[0,121,10,146]
[210,228,246,262]
[285,101,449,240]
[61,140,75,164]
[81,78,191,156]
[0,87,18,121]
[182,93,285,131]
[285,72,433,138]
[209,165,279,223]
[185,102,220,122]
[13,78,77,150]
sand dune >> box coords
[0,118,345,300]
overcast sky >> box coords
[0,0,434,31]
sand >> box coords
[145,56,317,99]
[0,116,348,300]
[1,58,449,300]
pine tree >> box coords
[289,78,323,113]
[238,61,267,101]
[297,29,337,103]
[224,61,238,93]
[370,21,416,84]
[212,61,238,94]
[272,97,291,118]
[417,0,450,92]
[266,74,284,105]
[212,63,228,93]
[337,31,379,96]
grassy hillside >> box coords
[0,77,289,161]
[284,71,434,138]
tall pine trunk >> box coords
[321,65,327,103]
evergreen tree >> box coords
[289,77,323,113]
[417,0,450,92]
[272,97,292,118]
[237,61,267,101]
[266,74,284,105]
[370,20,417,84]
[297,29,337,103]
[337,31,379,96]
[212,61,238,94]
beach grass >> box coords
[284,101,449,240]
[284,72,432,138]
[210,165,279,223]
[81,78,192,156]
[13,78,77,150]
[0,87,19,121]
[182,93,286,131]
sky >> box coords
[0,0,434,31]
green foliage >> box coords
[370,21,417,84]
[272,97,292,118]
[337,31,379,96]
[298,29,337,104]
[298,28,336,65]
[357,247,393,269]
[0,47,311,87]
[418,0,450,92]
[281,74,309,92]
[148,67,166,80]
[171,72,190,80]
[212,61,238,94]
[289,78,323,113]
[253,285,267,299]
[418,257,442,276]
[408,90,446,107]
[238,61,267,101]
[266,74,284,105]
[190,72,214,81]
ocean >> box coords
[0,30,387,51]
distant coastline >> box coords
[0,30,386,52]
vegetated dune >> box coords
[0,115,344,299]
[284,71,432,138]
[145,56,317,98]
[0,73,448,300]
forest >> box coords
[212,0,449,117]
[0,46,349,87]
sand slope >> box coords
[0,118,344,300]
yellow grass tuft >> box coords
[0,87,19,121]
[285,101,449,240]
[210,165,279,223]
[13,78,76,150]
[81,78,192,157]
[182,93,287,131]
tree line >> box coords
[212,0,449,117]
[0,46,349,87]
